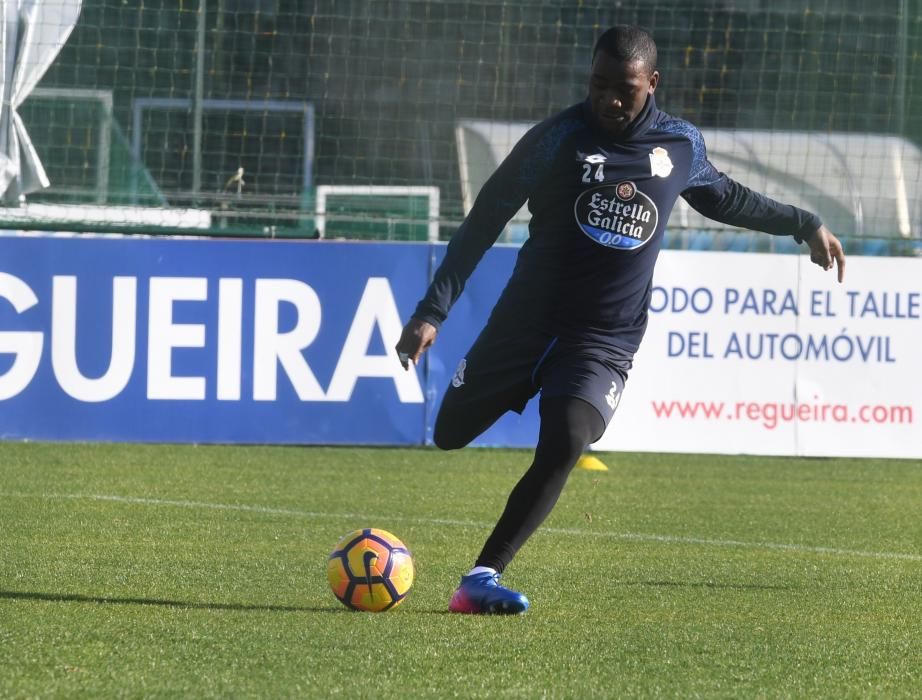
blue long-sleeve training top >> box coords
[413,95,821,353]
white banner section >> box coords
[595,251,921,459]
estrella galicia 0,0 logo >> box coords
[574,181,659,250]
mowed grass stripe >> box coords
[4,490,922,563]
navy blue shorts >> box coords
[439,324,633,436]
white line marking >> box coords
[5,491,922,563]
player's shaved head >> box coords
[592,25,658,74]
[588,25,659,135]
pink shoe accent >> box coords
[448,589,478,614]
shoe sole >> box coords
[448,592,528,615]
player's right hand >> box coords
[395,318,438,370]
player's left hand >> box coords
[805,224,845,283]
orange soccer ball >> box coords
[327,528,414,612]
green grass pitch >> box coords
[2,442,921,697]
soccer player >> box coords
[395,25,845,615]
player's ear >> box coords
[648,70,660,94]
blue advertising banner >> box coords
[0,235,479,445]
[0,235,538,446]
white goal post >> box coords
[314,185,441,242]
[28,87,114,205]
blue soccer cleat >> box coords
[448,571,530,615]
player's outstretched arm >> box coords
[804,224,846,283]
[395,318,438,370]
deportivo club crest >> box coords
[574,181,659,250]
[451,358,466,388]
[649,147,673,178]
